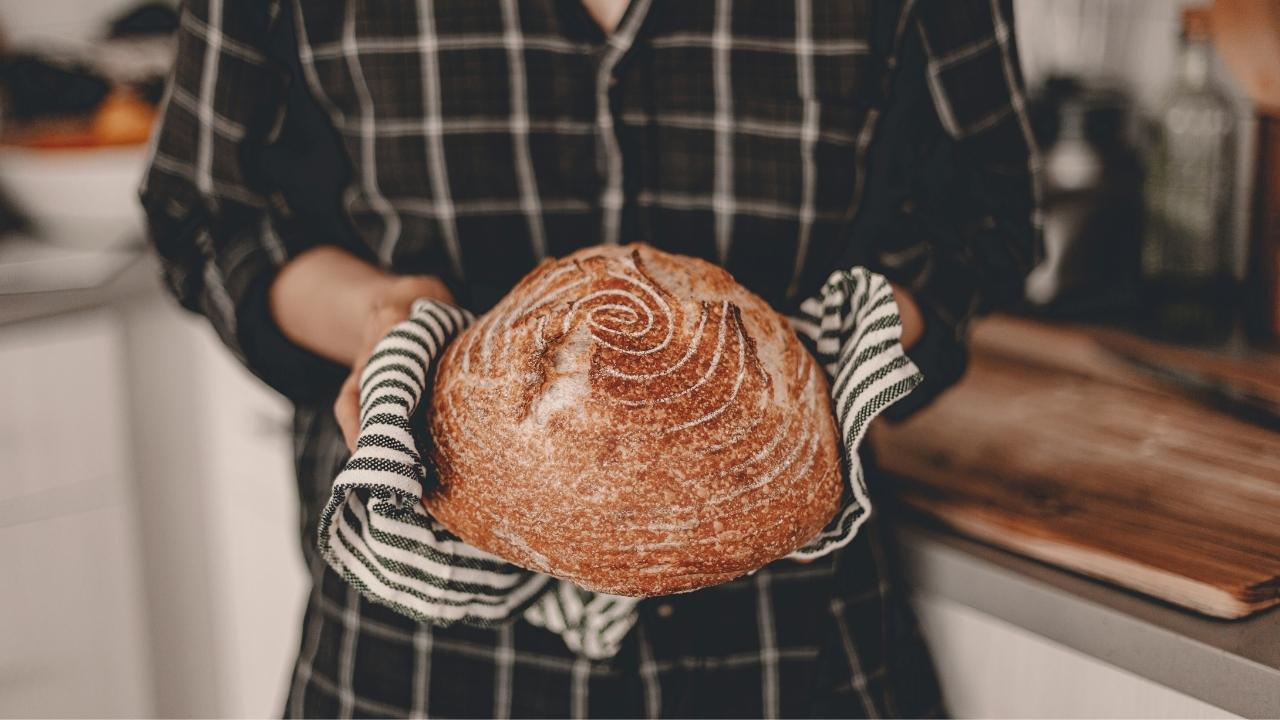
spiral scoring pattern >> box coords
[427,244,842,596]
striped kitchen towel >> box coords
[316,266,922,659]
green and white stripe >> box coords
[787,267,923,560]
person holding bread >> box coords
[141,0,1039,717]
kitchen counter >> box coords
[0,246,158,327]
[895,521,1280,719]
[872,314,1279,717]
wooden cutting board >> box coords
[872,316,1280,619]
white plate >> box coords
[0,145,149,250]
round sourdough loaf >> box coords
[426,244,842,596]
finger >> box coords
[376,277,454,318]
[338,297,416,454]
[421,276,455,304]
[334,373,360,452]
[364,305,410,353]
[400,275,455,306]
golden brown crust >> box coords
[426,244,842,596]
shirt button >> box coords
[655,602,675,619]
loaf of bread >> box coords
[426,244,842,596]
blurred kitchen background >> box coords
[1,1,1277,718]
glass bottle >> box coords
[1140,6,1238,344]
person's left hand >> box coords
[890,282,924,349]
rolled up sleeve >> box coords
[855,0,1042,418]
[140,0,348,404]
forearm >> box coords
[270,246,389,366]
[269,246,453,367]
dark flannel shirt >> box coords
[141,0,1039,717]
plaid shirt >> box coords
[141,0,1038,716]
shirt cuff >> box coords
[237,267,351,406]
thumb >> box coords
[334,371,361,452]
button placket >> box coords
[590,0,653,245]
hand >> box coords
[268,246,453,451]
[890,282,924,349]
[333,275,454,451]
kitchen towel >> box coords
[316,266,922,659]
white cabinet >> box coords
[0,294,309,718]
[120,296,307,718]
[0,311,132,507]
[912,593,1237,719]
[0,312,153,717]
[0,506,154,717]
[191,323,309,718]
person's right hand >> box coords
[268,246,453,452]
[332,275,453,451]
